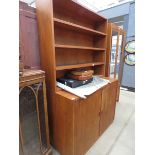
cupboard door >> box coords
[74,89,102,155]
[99,85,109,134]
[99,81,118,135]
[108,81,118,123]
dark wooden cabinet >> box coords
[19,70,52,155]
[19,1,41,69]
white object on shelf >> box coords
[57,76,110,99]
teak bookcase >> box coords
[36,0,107,92]
[36,0,118,155]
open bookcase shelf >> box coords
[36,0,108,91]
[54,18,107,36]
[56,62,104,71]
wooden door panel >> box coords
[74,89,102,155]
[99,81,118,135]
[109,81,118,121]
[99,85,109,134]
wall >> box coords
[98,1,135,88]
[98,2,130,19]
[122,2,135,88]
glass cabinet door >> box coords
[107,23,126,100]
[110,31,119,78]
[19,86,42,155]
[110,31,125,85]
[116,34,123,79]
[19,82,49,155]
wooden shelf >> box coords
[54,18,107,36]
[56,62,104,71]
[55,44,106,51]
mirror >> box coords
[125,40,135,53]
[125,54,135,66]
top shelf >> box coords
[54,18,107,36]
[53,0,107,22]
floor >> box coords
[52,90,135,155]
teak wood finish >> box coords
[54,78,118,155]
[36,0,118,154]
[19,70,52,155]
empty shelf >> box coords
[54,18,107,36]
[56,62,104,70]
